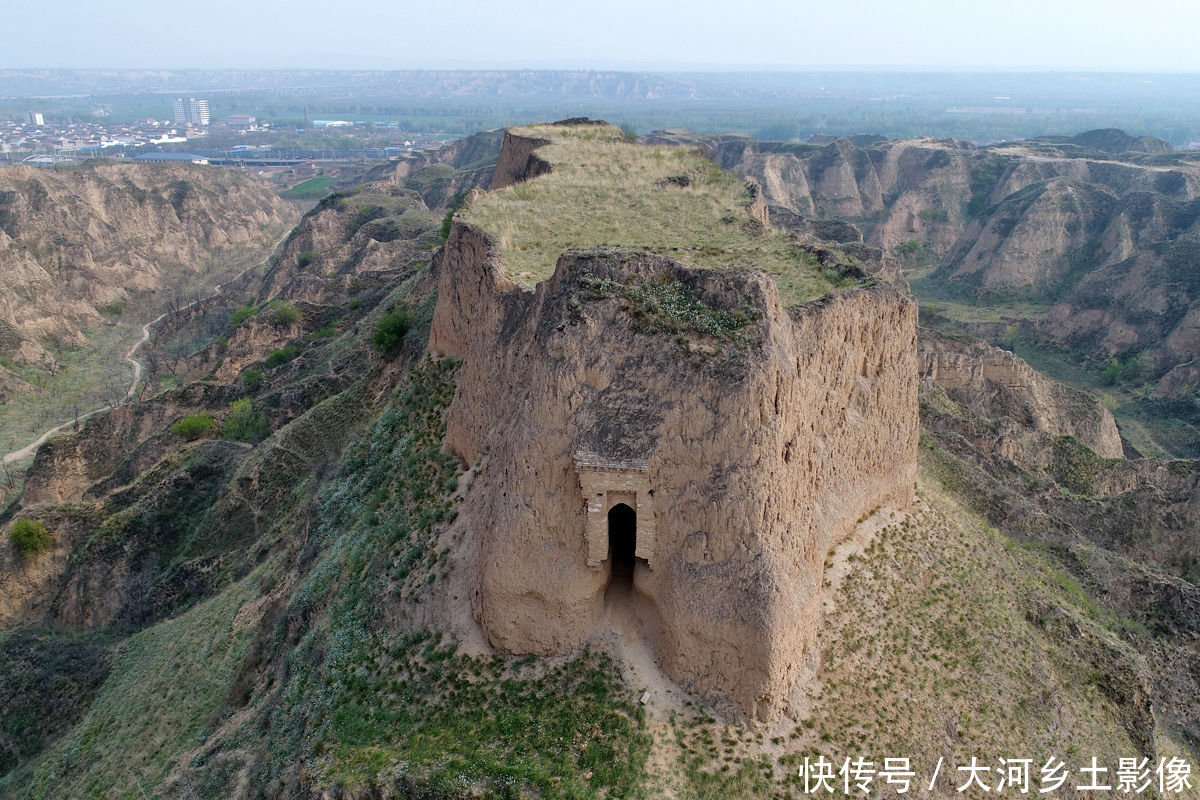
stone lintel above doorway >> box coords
[574,452,655,569]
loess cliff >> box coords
[671,129,1200,368]
[666,127,1200,457]
[0,162,298,368]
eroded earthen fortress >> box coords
[430,130,920,722]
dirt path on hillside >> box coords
[1,231,291,467]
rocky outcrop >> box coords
[1154,359,1200,396]
[919,331,1124,464]
[491,131,554,190]
[430,220,918,722]
[0,163,297,365]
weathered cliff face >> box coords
[1040,239,1200,362]
[361,128,504,208]
[491,131,554,189]
[891,147,1200,370]
[0,163,297,365]
[709,136,978,259]
[947,179,1117,291]
[430,220,918,722]
[705,132,1200,371]
[919,331,1124,465]
[0,230,429,634]
[260,181,438,303]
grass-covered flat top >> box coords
[463,123,852,306]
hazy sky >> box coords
[3,0,1200,71]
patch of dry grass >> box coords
[464,124,849,306]
[664,457,1174,797]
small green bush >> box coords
[264,345,298,369]
[222,398,268,443]
[351,205,383,233]
[348,298,363,311]
[243,368,265,393]
[172,414,216,440]
[311,324,338,339]
[273,305,301,326]
[439,193,468,242]
[900,239,922,256]
[297,250,316,268]
[98,300,124,316]
[372,309,413,355]
[0,356,14,370]
[620,123,638,143]
[1101,351,1152,385]
[231,305,258,327]
[9,519,52,556]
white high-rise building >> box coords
[173,98,210,127]
[24,112,43,126]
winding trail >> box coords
[2,231,291,468]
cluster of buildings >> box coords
[171,99,257,130]
[1,99,265,159]
[2,99,456,165]
[0,115,197,157]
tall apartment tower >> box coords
[173,98,210,127]
[24,112,44,126]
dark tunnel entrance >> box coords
[607,503,637,587]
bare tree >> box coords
[101,370,126,410]
[162,342,189,376]
[137,350,161,400]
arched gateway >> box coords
[574,452,656,569]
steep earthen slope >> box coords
[259,181,439,304]
[918,338,1200,752]
[0,163,298,366]
[920,330,1123,464]
[361,128,504,208]
[694,129,1200,461]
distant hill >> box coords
[0,163,298,369]
[702,128,1200,364]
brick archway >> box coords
[575,452,655,569]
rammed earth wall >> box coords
[430,219,918,722]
